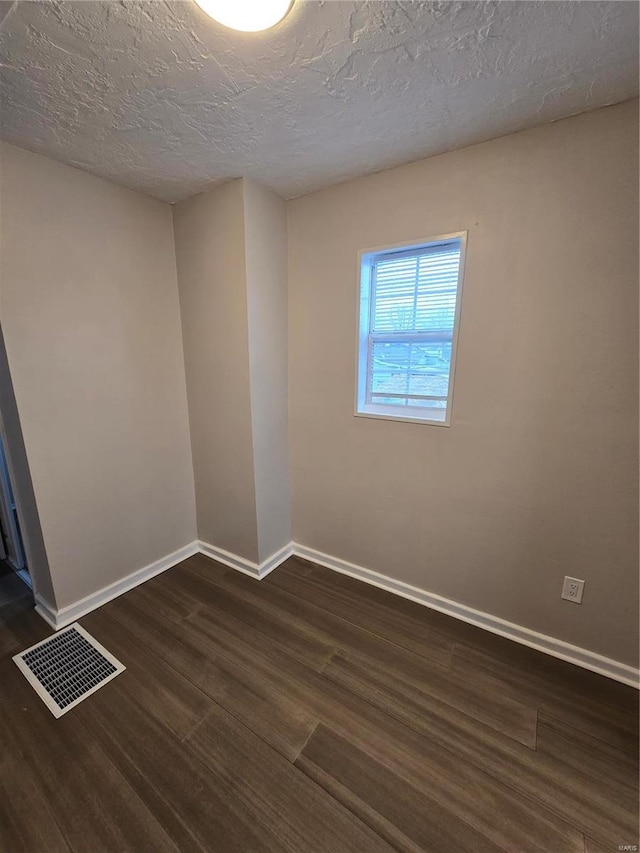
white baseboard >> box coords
[291,543,639,689]
[34,539,293,631]
[32,535,638,689]
[34,541,200,630]
[33,596,58,630]
[197,539,293,580]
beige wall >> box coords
[0,143,197,608]
[244,181,291,562]
[288,100,639,666]
[173,180,260,561]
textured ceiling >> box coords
[0,1,638,202]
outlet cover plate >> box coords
[561,576,585,604]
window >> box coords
[356,233,466,425]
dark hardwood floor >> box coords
[1,553,638,852]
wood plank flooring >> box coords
[1,553,638,852]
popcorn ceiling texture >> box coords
[0,0,638,203]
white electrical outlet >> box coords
[561,576,585,604]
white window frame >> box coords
[355,231,467,427]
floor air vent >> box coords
[13,623,125,718]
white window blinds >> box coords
[372,246,461,334]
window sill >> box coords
[355,404,450,427]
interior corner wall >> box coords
[173,178,291,566]
[172,179,260,562]
[0,142,197,609]
[243,180,292,563]
[287,99,640,667]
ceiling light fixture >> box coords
[194,0,294,32]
